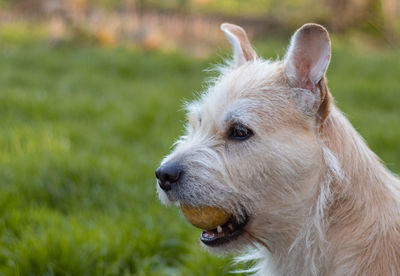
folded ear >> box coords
[284,23,331,91]
[220,23,257,67]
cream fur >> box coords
[157,23,400,275]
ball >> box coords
[180,204,230,230]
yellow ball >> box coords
[180,204,230,230]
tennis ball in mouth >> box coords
[180,204,230,230]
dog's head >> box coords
[156,23,332,252]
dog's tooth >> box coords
[228,223,234,231]
[217,225,222,233]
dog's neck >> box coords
[252,103,400,276]
[314,105,400,274]
[321,105,399,206]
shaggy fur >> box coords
[156,23,400,275]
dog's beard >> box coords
[157,173,266,252]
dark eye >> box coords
[228,124,253,141]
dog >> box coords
[155,23,400,275]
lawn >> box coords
[0,37,399,275]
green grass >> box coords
[0,38,399,275]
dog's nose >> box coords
[155,162,182,191]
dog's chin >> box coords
[193,214,251,255]
[200,230,251,254]
[200,213,248,243]
[157,183,253,252]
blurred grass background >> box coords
[0,0,399,275]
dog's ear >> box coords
[220,23,257,67]
[284,23,332,123]
[284,23,331,91]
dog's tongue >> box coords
[180,204,230,230]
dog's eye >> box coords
[228,124,253,141]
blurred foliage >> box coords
[141,0,274,15]
[1,0,398,46]
[0,23,49,45]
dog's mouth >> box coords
[200,215,248,246]
[179,204,249,246]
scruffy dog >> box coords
[156,23,400,275]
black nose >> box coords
[155,162,182,191]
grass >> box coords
[0,36,399,275]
